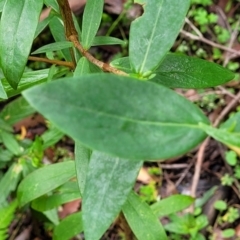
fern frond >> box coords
[0,200,18,240]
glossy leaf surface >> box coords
[53,212,83,240]
[81,0,104,49]
[23,74,208,160]
[122,191,167,240]
[83,151,142,240]
[17,161,75,206]
[152,53,235,88]
[129,0,190,74]
[0,0,43,88]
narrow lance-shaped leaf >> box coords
[0,0,43,88]
[151,53,235,88]
[17,161,75,206]
[32,41,74,55]
[122,191,168,240]
[23,74,209,160]
[82,152,142,240]
[81,0,104,49]
[129,0,190,75]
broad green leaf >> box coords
[0,0,6,12]
[53,212,83,240]
[0,81,7,99]
[92,36,127,46]
[0,131,22,155]
[2,69,49,99]
[151,195,194,217]
[32,184,81,211]
[32,41,74,55]
[75,142,91,195]
[17,161,75,206]
[82,152,142,240]
[199,122,240,148]
[35,14,53,39]
[23,74,208,160]
[0,0,43,88]
[129,0,190,75]
[122,191,167,240]
[0,97,35,125]
[110,57,132,73]
[0,163,23,205]
[151,53,235,88]
[81,0,104,49]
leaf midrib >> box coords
[35,95,204,129]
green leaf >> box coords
[32,185,81,211]
[199,122,240,148]
[92,36,126,46]
[81,0,104,49]
[23,74,208,160]
[0,131,22,155]
[214,200,227,211]
[74,57,91,77]
[49,16,73,61]
[129,0,190,75]
[0,118,12,132]
[75,142,91,195]
[53,212,83,240]
[0,163,23,205]
[110,57,132,73]
[151,195,194,217]
[0,0,6,12]
[82,152,142,240]
[35,14,53,39]
[151,53,235,88]
[0,97,35,125]
[2,69,50,99]
[32,41,74,55]
[17,161,75,206]
[0,0,43,88]
[43,208,59,225]
[122,191,167,240]
[0,81,7,99]
[221,111,240,132]
[42,125,64,149]
[44,0,59,12]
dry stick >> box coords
[28,56,75,69]
[57,0,128,76]
[181,30,240,56]
[190,90,240,199]
[223,17,240,66]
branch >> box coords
[28,56,75,69]
[57,0,128,76]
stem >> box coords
[28,56,74,69]
[57,0,128,76]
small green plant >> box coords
[0,0,239,239]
